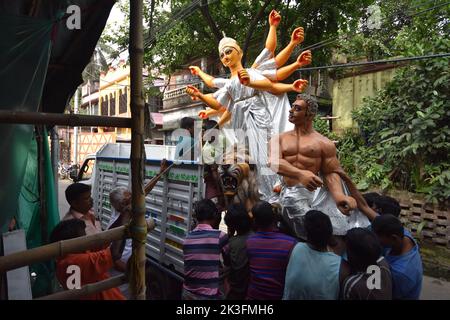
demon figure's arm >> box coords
[321,139,357,216]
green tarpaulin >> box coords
[0,14,60,297]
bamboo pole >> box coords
[129,0,147,300]
[0,226,126,274]
[0,110,132,128]
[0,219,155,274]
[36,274,127,300]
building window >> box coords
[119,90,127,114]
[109,93,116,116]
[101,97,108,115]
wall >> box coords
[332,67,397,133]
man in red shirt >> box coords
[50,218,127,300]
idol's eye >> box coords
[225,49,233,55]
[220,52,225,59]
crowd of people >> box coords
[182,193,423,300]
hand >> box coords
[189,66,201,76]
[273,184,282,193]
[298,170,323,192]
[297,50,312,67]
[291,27,304,45]
[293,79,308,93]
[269,10,281,27]
[199,109,216,119]
[335,194,357,216]
[159,158,169,174]
[186,85,201,100]
[237,69,250,86]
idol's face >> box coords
[288,99,310,124]
[220,46,241,68]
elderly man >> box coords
[269,94,369,239]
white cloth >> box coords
[107,211,132,263]
[211,48,294,200]
[278,182,371,238]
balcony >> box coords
[162,83,201,110]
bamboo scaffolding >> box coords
[128,0,147,300]
[0,226,126,274]
[36,274,127,300]
[0,110,132,128]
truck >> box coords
[73,143,205,299]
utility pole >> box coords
[128,0,147,300]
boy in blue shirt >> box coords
[372,215,423,299]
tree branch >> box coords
[199,0,222,45]
[242,0,272,66]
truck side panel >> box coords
[94,157,204,274]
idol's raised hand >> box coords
[269,10,281,27]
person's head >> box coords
[50,219,86,243]
[346,228,382,272]
[180,117,195,136]
[363,192,381,210]
[304,210,333,250]
[202,119,218,143]
[371,214,404,248]
[289,94,319,125]
[225,203,252,235]
[251,201,276,230]
[65,183,93,214]
[376,195,401,217]
[193,199,221,228]
[109,186,132,214]
[218,37,243,68]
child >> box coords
[247,201,297,300]
[182,199,228,300]
[283,210,342,300]
[223,203,252,300]
[372,215,423,299]
[50,219,126,300]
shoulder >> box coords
[315,132,336,156]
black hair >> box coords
[65,183,91,205]
[193,199,220,222]
[372,214,404,237]
[346,228,382,272]
[296,93,318,116]
[377,196,401,217]
[203,119,218,130]
[251,201,275,229]
[304,210,333,249]
[49,219,86,243]
[363,192,381,208]
[180,117,195,130]
[225,203,251,234]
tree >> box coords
[104,0,373,77]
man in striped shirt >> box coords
[182,199,228,300]
[246,201,297,300]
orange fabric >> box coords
[56,247,126,300]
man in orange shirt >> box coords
[63,183,101,235]
[50,218,127,300]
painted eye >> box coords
[225,49,233,55]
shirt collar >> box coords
[194,223,214,231]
